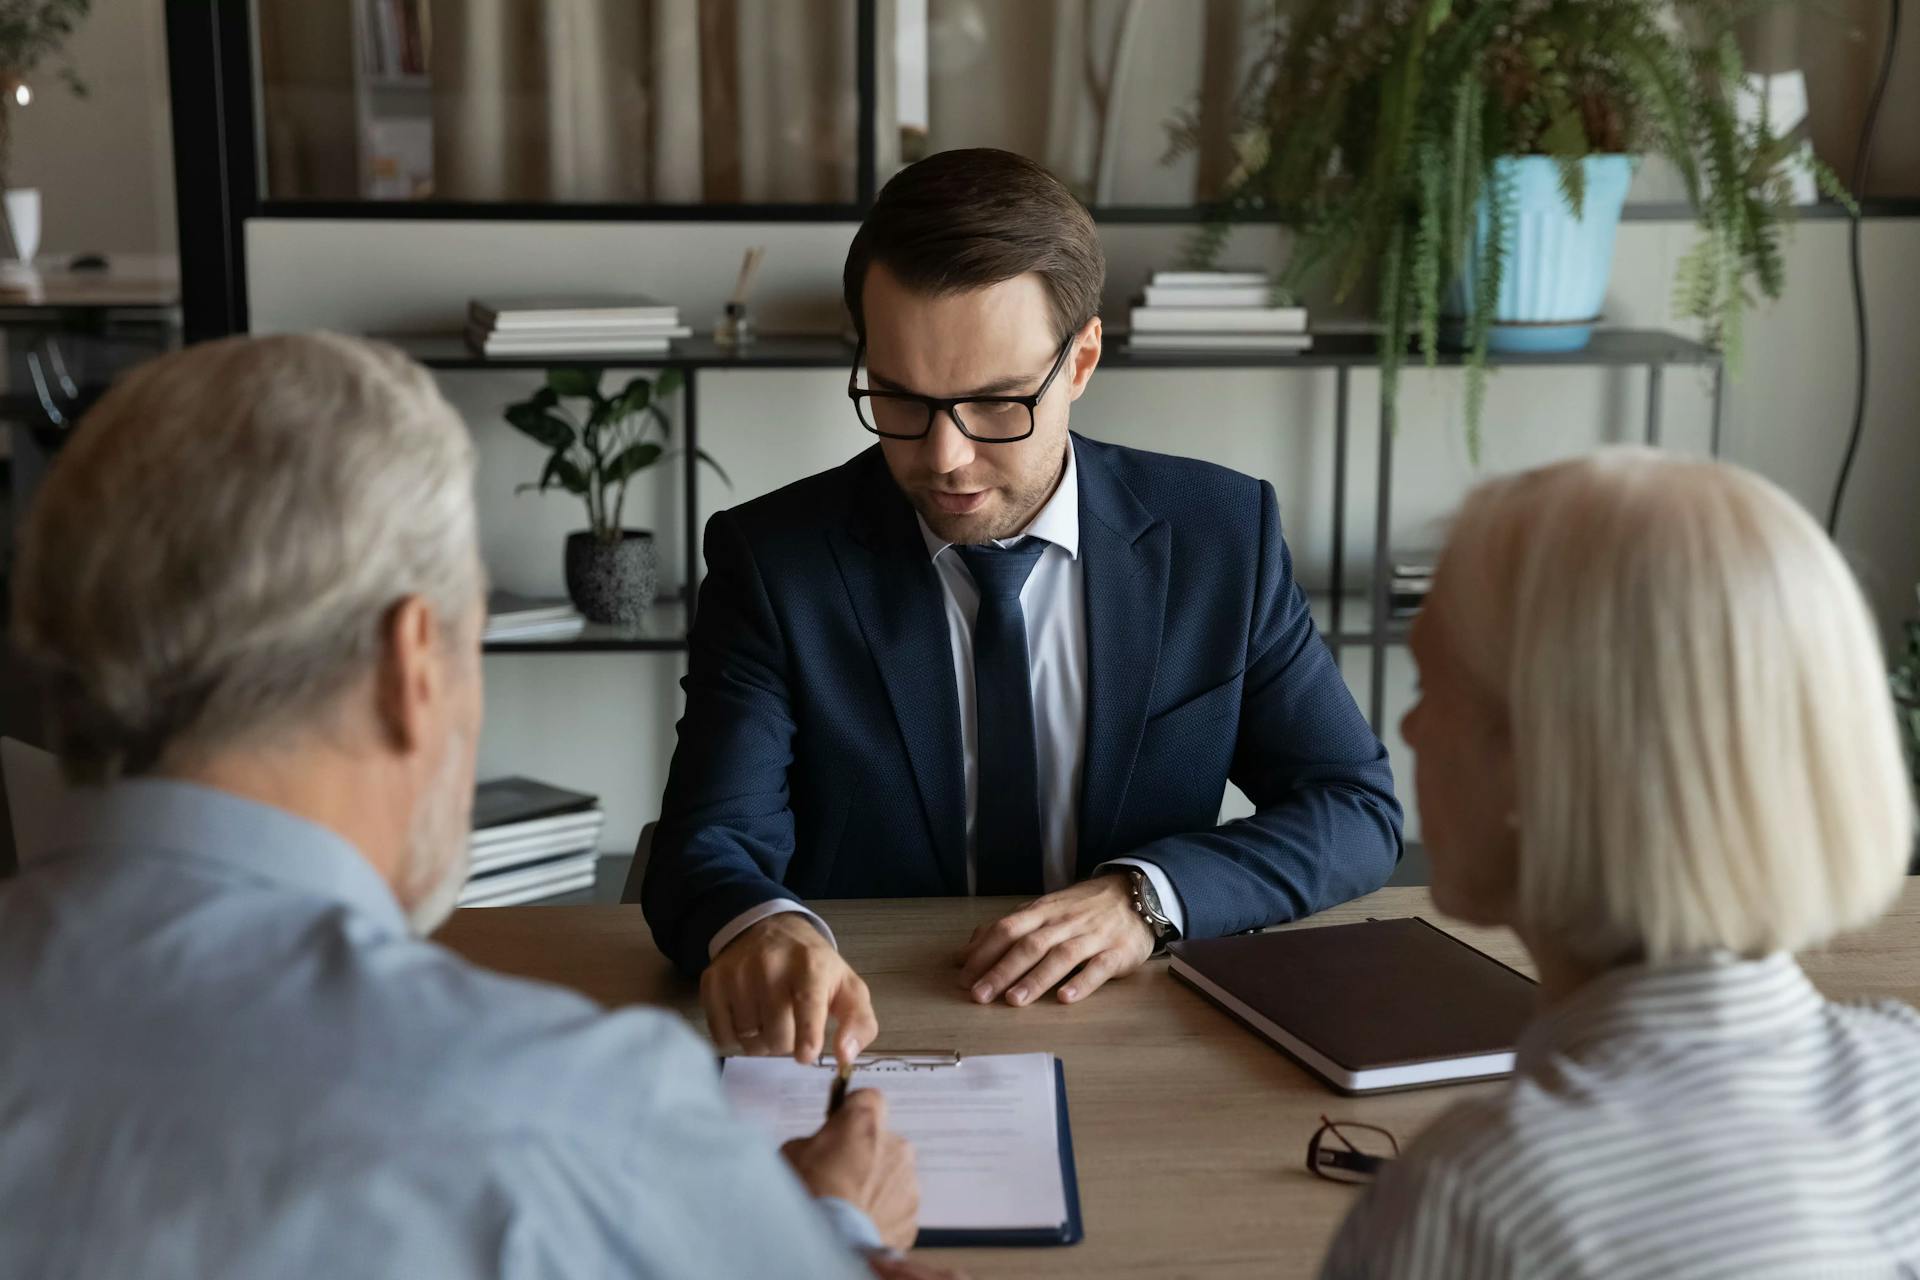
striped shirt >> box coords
[1320,952,1920,1279]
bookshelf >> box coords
[393,328,1723,732]
[483,601,688,655]
[350,0,433,200]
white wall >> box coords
[247,215,1920,856]
[10,0,175,257]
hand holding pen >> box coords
[829,1057,857,1117]
[782,1087,920,1253]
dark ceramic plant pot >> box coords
[564,530,657,625]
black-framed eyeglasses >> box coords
[847,331,1077,444]
[1306,1115,1399,1185]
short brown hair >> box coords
[843,148,1105,343]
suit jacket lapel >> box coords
[826,450,969,895]
[1075,437,1170,872]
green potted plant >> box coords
[1170,0,1851,455]
[0,0,93,276]
[505,367,726,626]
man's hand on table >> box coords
[702,913,879,1064]
[954,873,1154,1007]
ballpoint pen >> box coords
[827,1058,855,1117]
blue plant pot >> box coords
[1450,154,1636,353]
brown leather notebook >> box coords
[1168,918,1538,1095]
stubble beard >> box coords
[911,440,1067,546]
[398,727,474,937]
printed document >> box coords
[720,1051,1068,1232]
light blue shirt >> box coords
[713,440,1188,956]
[0,779,876,1279]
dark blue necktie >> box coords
[956,539,1049,897]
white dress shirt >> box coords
[710,440,1187,958]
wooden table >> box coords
[436,882,1920,1278]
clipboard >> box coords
[721,1050,1084,1248]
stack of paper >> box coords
[1128,270,1311,353]
[483,591,585,643]
[466,295,693,358]
[459,777,604,907]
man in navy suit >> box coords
[643,149,1402,1066]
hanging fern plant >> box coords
[1167,0,1853,456]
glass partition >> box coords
[251,0,1920,212]
[255,0,861,204]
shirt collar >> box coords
[1515,951,1826,1074]
[53,777,410,939]
[916,436,1081,562]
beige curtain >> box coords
[257,0,362,199]
[429,0,857,203]
[916,0,1248,207]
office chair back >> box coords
[1,737,67,867]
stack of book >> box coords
[360,0,429,78]
[1389,562,1435,619]
[1128,270,1311,354]
[483,591,585,644]
[459,777,605,907]
[466,295,693,358]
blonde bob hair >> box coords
[1440,447,1914,967]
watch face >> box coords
[1136,874,1161,911]
[1131,872,1167,927]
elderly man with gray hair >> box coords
[0,333,943,1279]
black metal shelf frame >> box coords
[165,2,1730,727]
[410,329,1723,734]
[482,602,688,655]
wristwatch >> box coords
[1123,868,1178,956]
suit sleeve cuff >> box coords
[1095,858,1189,939]
[707,899,837,961]
[815,1195,888,1255]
